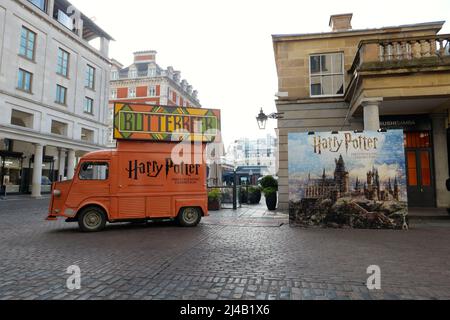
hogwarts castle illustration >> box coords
[304,155,400,203]
[356,167,400,201]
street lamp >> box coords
[256,109,269,130]
[256,108,283,130]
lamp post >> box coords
[249,169,254,186]
[256,108,283,130]
[233,160,238,210]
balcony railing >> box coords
[350,34,450,73]
[118,71,154,79]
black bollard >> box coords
[0,185,6,200]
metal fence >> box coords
[208,186,238,209]
[207,184,260,210]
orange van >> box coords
[47,141,208,232]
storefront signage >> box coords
[114,103,221,142]
[289,130,409,229]
[380,115,432,131]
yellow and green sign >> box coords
[114,103,221,142]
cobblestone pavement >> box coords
[0,198,450,300]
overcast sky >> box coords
[71,0,450,148]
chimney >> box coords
[173,71,181,83]
[133,50,157,63]
[181,80,188,91]
[329,13,353,32]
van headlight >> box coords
[53,190,62,197]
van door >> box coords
[66,161,111,210]
[114,155,148,220]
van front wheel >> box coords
[78,207,107,232]
[178,207,201,227]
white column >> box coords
[31,144,44,198]
[47,0,55,16]
[58,149,66,181]
[67,149,76,180]
[100,37,110,57]
[431,114,450,208]
[362,99,382,131]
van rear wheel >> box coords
[78,207,107,232]
[178,207,201,227]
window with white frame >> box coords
[17,69,33,93]
[148,68,156,77]
[128,87,136,98]
[129,68,137,78]
[19,26,36,61]
[84,97,94,114]
[57,48,70,77]
[111,89,117,99]
[85,65,95,90]
[148,85,156,97]
[55,84,67,105]
[111,70,118,80]
[309,53,344,97]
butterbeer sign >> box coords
[114,103,221,142]
[289,130,409,230]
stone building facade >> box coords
[273,14,450,210]
[0,0,113,196]
[226,134,278,177]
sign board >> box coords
[288,130,408,229]
[114,103,221,142]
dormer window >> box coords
[111,70,119,80]
[148,68,156,77]
[129,68,137,78]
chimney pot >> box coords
[329,13,353,32]
[133,50,157,63]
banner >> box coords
[114,103,221,142]
[289,130,408,229]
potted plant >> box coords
[208,189,221,211]
[263,187,278,211]
[248,186,262,205]
[260,176,278,211]
[239,187,248,204]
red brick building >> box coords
[109,50,201,108]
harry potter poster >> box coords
[289,130,408,229]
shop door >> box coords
[405,132,436,207]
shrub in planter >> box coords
[239,188,248,204]
[259,175,278,190]
[208,189,221,211]
[260,176,278,211]
[248,186,262,204]
[263,187,278,211]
